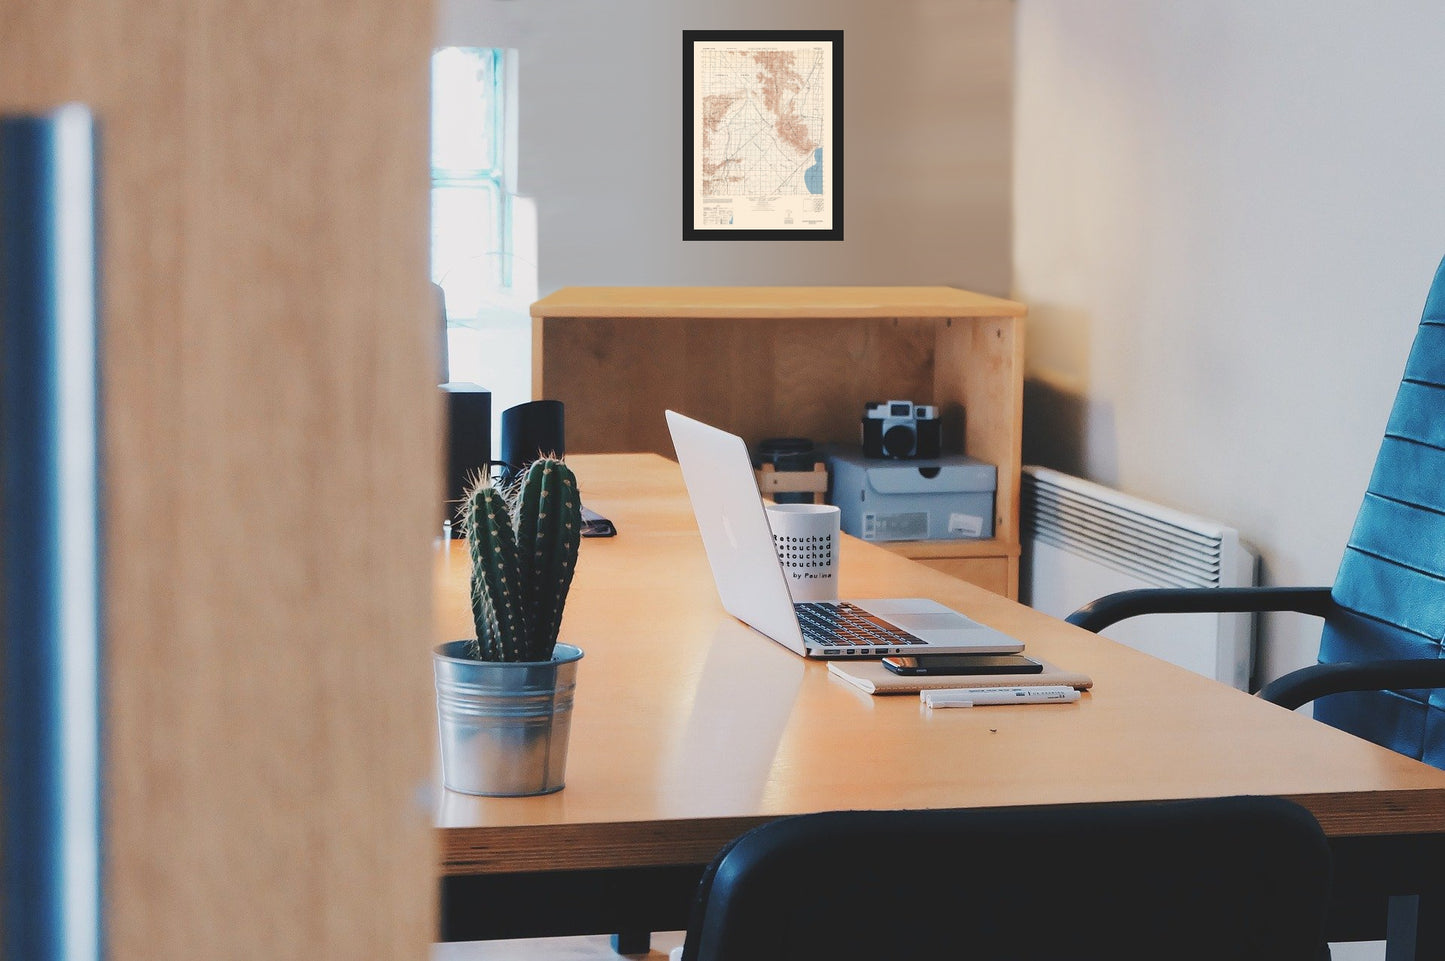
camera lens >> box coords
[882,423,916,458]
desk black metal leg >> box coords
[611,931,651,955]
[1387,893,1445,961]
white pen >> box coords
[921,685,1080,709]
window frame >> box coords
[431,46,514,306]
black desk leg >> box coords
[611,931,652,955]
[1387,893,1445,961]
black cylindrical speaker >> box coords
[442,382,491,534]
[500,399,565,483]
[754,437,821,504]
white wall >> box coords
[1014,1,1445,685]
[438,0,1014,296]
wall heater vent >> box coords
[1021,466,1258,690]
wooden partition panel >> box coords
[2,2,438,959]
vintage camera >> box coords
[861,400,942,459]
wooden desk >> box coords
[435,454,1445,952]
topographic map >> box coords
[697,45,827,200]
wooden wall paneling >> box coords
[766,317,936,447]
[539,316,673,455]
[541,315,939,456]
[679,319,766,445]
[1,1,439,959]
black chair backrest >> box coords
[682,797,1331,961]
[1316,255,1445,767]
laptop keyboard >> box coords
[794,602,927,653]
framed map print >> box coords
[683,30,843,241]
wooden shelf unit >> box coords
[530,286,1026,597]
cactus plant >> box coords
[459,457,582,662]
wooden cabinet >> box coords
[892,544,1014,598]
[531,286,1025,597]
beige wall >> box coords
[438,0,1015,296]
[1014,1,1445,686]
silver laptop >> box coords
[665,410,1024,658]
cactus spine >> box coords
[460,457,582,661]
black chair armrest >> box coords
[1065,586,1337,633]
[1257,659,1445,711]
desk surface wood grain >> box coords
[434,454,1445,876]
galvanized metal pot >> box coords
[433,640,583,797]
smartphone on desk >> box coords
[881,653,1044,676]
[580,506,616,537]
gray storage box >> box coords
[827,448,996,542]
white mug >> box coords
[764,503,840,603]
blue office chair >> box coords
[680,797,1333,961]
[1068,255,1445,770]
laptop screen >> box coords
[665,410,809,653]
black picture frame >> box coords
[683,30,843,241]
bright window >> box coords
[430,47,535,427]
